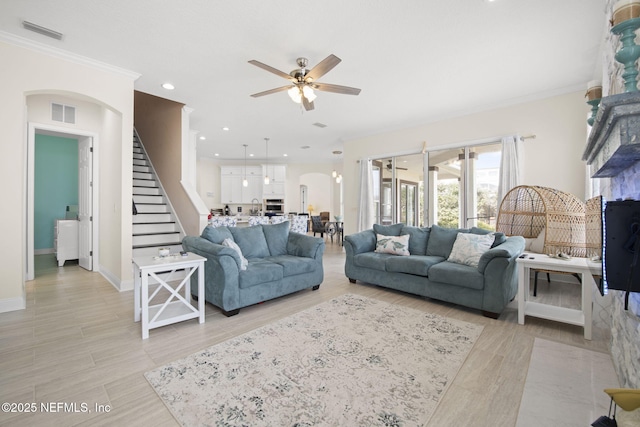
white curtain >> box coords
[497,135,523,206]
[357,159,374,231]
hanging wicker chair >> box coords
[496,185,587,257]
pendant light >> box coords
[242,144,248,187]
[264,137,270,185]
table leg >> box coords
[134,264,141,322]
[517,264,527,325]
[141,271,149,339]
[198,262,205,324]
[582,270,594,340]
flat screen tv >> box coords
[604,200,640,308]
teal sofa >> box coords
[182,221,325,316]
[344,224,525,318]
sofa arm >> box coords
[287,232,324,259]
[182,236,242,269]
[477,236,525,273]
[344,230,376,255]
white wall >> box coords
[0,38,136,311]
[342,91,589,235]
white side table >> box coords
[132,252,206,339]
[516,253,600,340]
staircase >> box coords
[132,131,184,257]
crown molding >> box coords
[0,30,140,81]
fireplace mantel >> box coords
[583,92,640,177]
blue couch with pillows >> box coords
[182,221,325,316]
[344,223,525,318]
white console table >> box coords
[133,253,206,339]
[516,254,601,340]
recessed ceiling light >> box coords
[249,153,254,157]
[162,83,175,90]
[199,136,206,140]
[222,127,230,131]
[301,145,311,149]
[214,153,219,156]
[283,154,288,157]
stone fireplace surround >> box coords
[583,92,640,389]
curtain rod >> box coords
[520,134,536,141]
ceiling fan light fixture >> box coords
[302,85,317,102]
[288,86,302,103]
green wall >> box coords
[35,134,78,250]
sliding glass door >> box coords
[370,141,502,230]
[372,154,425,227]
[425,143,501,229]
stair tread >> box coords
[133,241,183,249]
[133,221,176,225]
[133,231,180,236]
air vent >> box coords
[312,122,328,128]
[51,103,76,124]
[22,21,63,40]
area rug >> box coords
[145,294,483,426]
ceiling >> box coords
[1,0,606,163]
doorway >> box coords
[27,123,97,280]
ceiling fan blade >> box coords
[305,54,341,81]
[302,96,315,111]
[250,85,292,98]
[248,60,295,81]
[313,82,361,95]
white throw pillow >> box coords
[447,232,494,268]
[222,238,248,270]
[529,228,546,254]
[375,233,410,256]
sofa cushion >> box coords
[401,225,430,255]
[375,234,410,256]
[426,225,469,258]
[239,259,283,289]
[448,232,494,268]
[201,225,233,244]
[265,255,317,276]
[427,261,485,290]
[385,255,444,277]
[262,221,290,256]
[230,225,270,259]
[373,223,404,236]
[353,252,393,271]
[470,227,507,248]
[221,238,248,270]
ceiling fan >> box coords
[386,160,408,171]
[248,54,361,111]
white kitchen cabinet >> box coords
[55,219,79,267]
[262,164,286,198]
[221,166,263,203]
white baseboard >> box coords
[98,264,133,291]
[0,296,26,313]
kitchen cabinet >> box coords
[221,166,263,203]
[262,164,286,198]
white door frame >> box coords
[26,122,99,280]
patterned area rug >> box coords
[145,294,483,426]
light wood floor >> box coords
[0,242,611,426]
